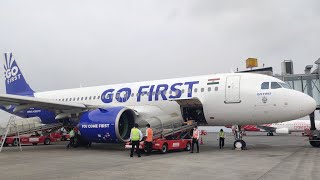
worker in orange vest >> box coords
[190,126,200,153]
[145,124,153,156]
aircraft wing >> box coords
[0,93,89,113]
[256,125,276,132]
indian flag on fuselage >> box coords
[207,78,220,85]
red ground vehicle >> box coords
[126,134,192,153]
[1,133,58,146]
[125,123,196,153]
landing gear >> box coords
[309,130,320,148]
[233,125,246,150]
[267,132,274,136]
[309,138,320,147]
[308,112,320,148]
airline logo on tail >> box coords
[4,53,21,84]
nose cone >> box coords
[299,94,317,117]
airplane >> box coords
[0,53,316,149]
[229,120,320,136]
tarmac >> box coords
[0,132,319,180]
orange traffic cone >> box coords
[200,137,203,145]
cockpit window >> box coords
[261,82,269,89]
[279,82,291,89]
[271,82,282,89]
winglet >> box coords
[4,53,34,96]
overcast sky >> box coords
[0,0,319,122]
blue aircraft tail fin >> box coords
[4,53,34,96]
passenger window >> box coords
[201,88,204,92]
[97,96,100,99]
[194,88,198,93]
[261,82,269,89]
[73,98,76,101]
[271,82,282,89]
[89,96,92,100]
[169,91,172,95]
[77,97,80,101]
[81,97,84,101]
[208,87,211,92]
[131,93,134,97]
[85,97,87,100]
[181,89,185,94]
[69,98,72,101]
[215,87,218,91]
[93,96,96,100]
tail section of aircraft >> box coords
[4,53,34,96]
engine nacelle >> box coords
[79,107,136,143]
[275,128,289,134]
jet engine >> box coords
[275,128,290,134]
[79,107,136,143]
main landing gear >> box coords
[233,125,246,150]
[267,132,274,136]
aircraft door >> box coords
[225,75,241,103]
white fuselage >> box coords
[33,73,316,126]
[270,120,320,132]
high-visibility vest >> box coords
[193,129,199,139]
[146,128,153,142]
[131,128,140,141]
[219,131,225,138]
[69,130,75,137]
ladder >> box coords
[0,116,22,152]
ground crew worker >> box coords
[67,128,75,149]
[190,126,200,153]
[130,123,143,157]
[218,129,225,149]
[145,124,153,156]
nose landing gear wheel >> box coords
[310,138,320,147]
[234,140,246,150]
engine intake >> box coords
[79,107,136,143]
